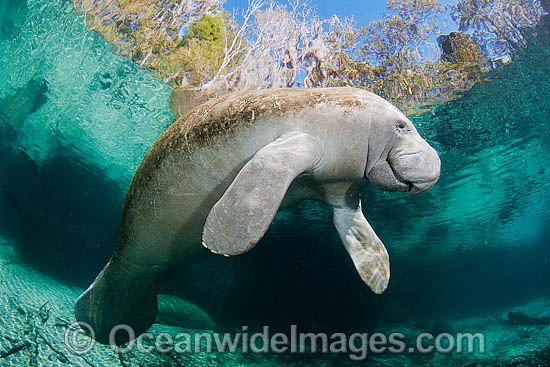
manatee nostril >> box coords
[406,181,414,192]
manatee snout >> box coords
[389,145,441,195]
[368,140,440,194]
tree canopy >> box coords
[73,0,546,111]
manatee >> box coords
[75,87,440,344]
[155,294,216,330]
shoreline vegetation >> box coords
[72,0,547,114]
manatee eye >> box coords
[395,121,407,131]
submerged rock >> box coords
[507,311,550,326]
[0,78,48,129]
[0,0,27,40]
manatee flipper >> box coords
[333,201,390,294]
[156,294,216,330]
[202,131,322,256]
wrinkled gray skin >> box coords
[75,87,440,345]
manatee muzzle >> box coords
[388,147,441,195]
[368,147,440,194]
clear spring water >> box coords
[0,0,549,366]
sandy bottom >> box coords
[1,239,549,367]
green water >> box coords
[0,0,549,366]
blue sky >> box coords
[223,0,458,28]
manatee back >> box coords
[115,87,377,262]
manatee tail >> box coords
[74,255,160,345]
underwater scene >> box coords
[0,0,549,366]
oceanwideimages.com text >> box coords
[65,323,486,361]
